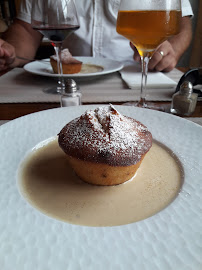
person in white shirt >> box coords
[0,0,193,72]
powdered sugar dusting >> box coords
[58,105,152,166]
[50,48,82,64]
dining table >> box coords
[0,63,202,126]
[0,61,202,270]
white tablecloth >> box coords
[0,67,183,103]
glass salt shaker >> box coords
[170,81,198,116]
[60,79,82,107]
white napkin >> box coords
[120,63,177,89]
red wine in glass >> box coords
[33,24,79,94]
[31,0,80,95]
[33,25,80,43]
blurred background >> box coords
[0,0,201,68]
[179,0,201,68]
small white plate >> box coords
[24,57,124,78]
[0,105,202,270]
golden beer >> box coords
[116,10,181,56]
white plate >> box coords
[0,105,202,270]
[24,57,124,78]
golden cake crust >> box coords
[65,154,145,186]
[50,48,82,74]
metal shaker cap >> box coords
[180,81,193,94]
[64,79,79,93]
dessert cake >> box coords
[50,48,82,74]
[58,105,152,185]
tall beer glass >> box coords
[116,0,181,109]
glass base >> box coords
[123,101,165,112]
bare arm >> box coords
[131,16,193,72]
[168,16,192,60]
[1,19,43,68]
[149,16,193,72]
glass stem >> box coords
[54,43,65,94]
[138,54,150,107]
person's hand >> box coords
[130,40,178,72]
[0,39,15,71]
[148,40,178,72]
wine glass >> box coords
[31,0,80,94]
[116,0,181,110]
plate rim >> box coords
[0,105,202,269]
[24,56,124,78]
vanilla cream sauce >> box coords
[80,64,103,74]
[18,139,183,227]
